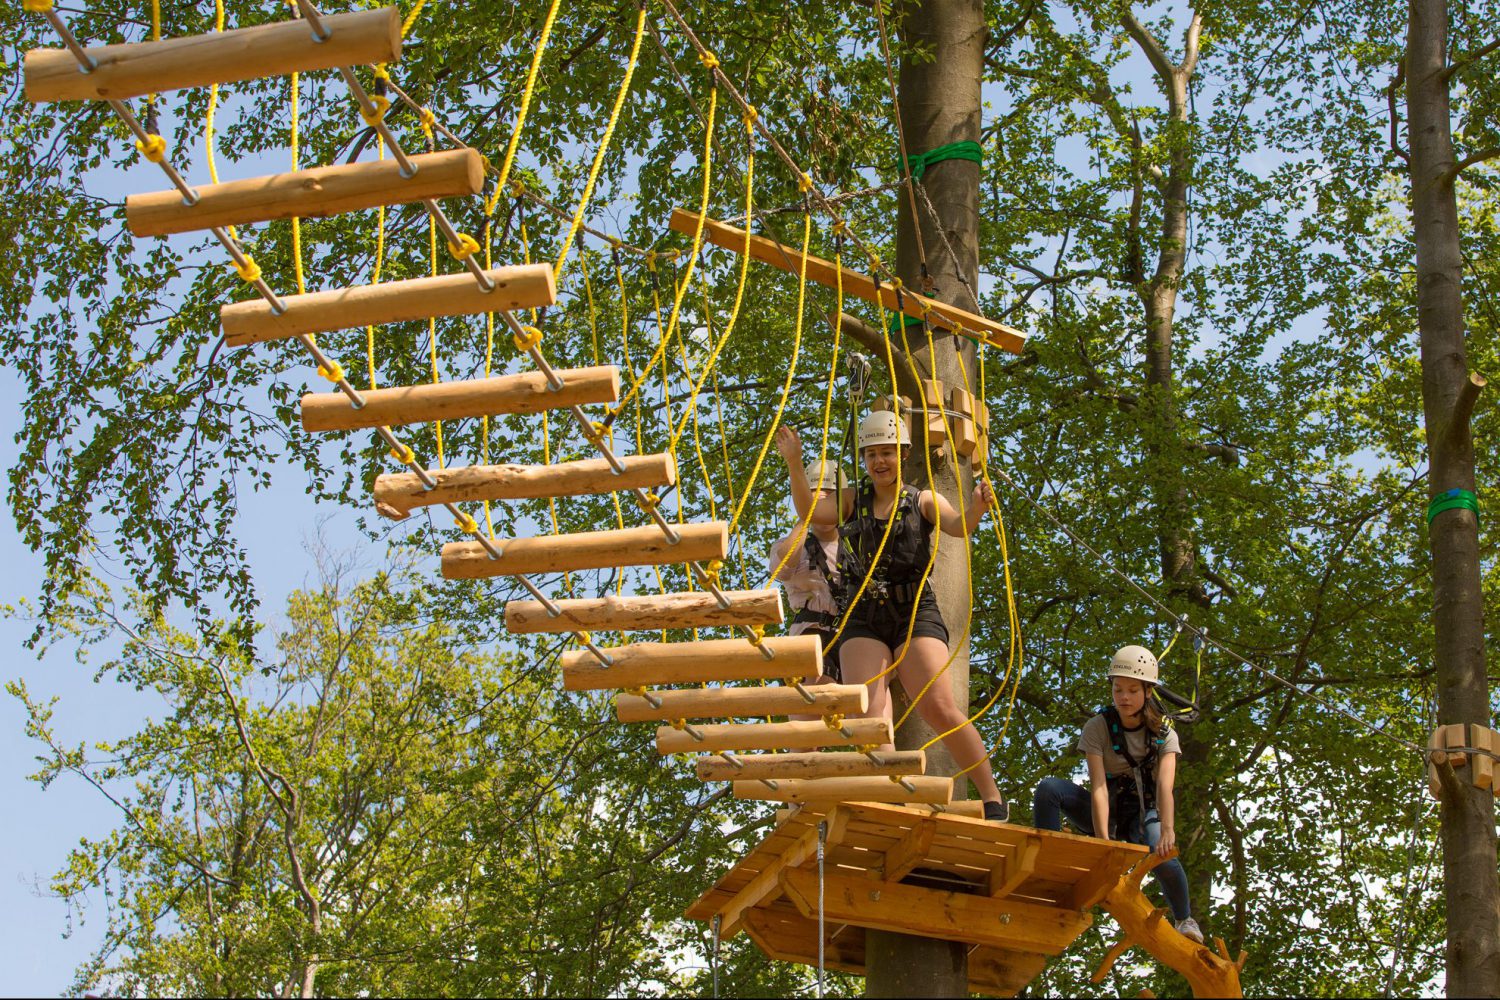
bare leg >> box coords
[839,636,897,752]
[893,636,1003,804]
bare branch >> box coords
[1387,62,1412,164]
[1121,10,1177,89]
[829,311,928,396]
[1443,37,1500,80]
[1453,147,1500,178]
[1449,371,1487,445]
[1181,11,1204,77]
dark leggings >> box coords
[1032,776,1192,921]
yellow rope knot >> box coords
[317,360,345,383]
[743,106,758,132]
[703,559,723,586]
[670,717,688,731]
[798,172,814,193]
[823,713,845,731]
[589,420,611,442]
[455,512,479,534]
[135,134,167,163]
[891,277,904,290]
[607,236,623,251]
[508,179,526,198]
[372,63,392,82]
[448,232,480,260]
[645,251,658,272]
[574,630,592,645]
[698,52,720,69]
[233,257,262,283]
[22,0,53,12]
[746,625,766,646]
[628,686,649,698]
[512,325,544,353]
[359,94,392,126]
[831,218,848,235]
[388,444,415,464]
[856,743,879,754]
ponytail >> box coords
[1143,689,1165,736]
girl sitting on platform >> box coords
[1032,645,1203,943]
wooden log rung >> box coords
[302,365,620,433]
[733,775,954,805]
[562,635,822,691]
[615,680,859,722]
[659,717,890,755]
[697,749,925,782]
[511,586,780,635]
[26,7,402,103]
[444,522,728,580]
[222,265,557,346]
[378,453,674,521]
[127,149,485,238]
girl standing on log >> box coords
[780,412,1009,821]
[770,428,850,686]
[1032,645,1204,943]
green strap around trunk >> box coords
[885,311,925,336]
[1427,488,1479,524]
[902,140,983,181]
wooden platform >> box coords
[687,802,1148,997]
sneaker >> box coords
[1175,917,1204,944]
[983,799,1009,823]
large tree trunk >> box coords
[1405,1,1500,993]
[868,0,984,995]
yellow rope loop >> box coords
[589,420,612,443]
[743,105,758,133]
[856,743,879,754]
[135,134,167,163]
[418,106,436,132]
[698,51,720,69]
[703,558,723,586]
[831,218,848,235]
[783,676,801,688]
[641,492,661,510]
[798,172,814,192]
[317,360,345,383]
[508,179,527,198]
[455,511,479,535]
[891,277,904,290]
[233,257,262,283]
[889,774,905,784]
[746,625,766,646]
[575,630,592,645]
[359,94,392,127]
[388,443,415,465]
[22,0,53,11]
[823,712,845,731]
[645,251,658,272]
[670,717,688,731]
[607,236,624,251]
[628,686,648,697]
[511,324,544,353]
[372,62,392,82]
[448,232,480,260]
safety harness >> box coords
[791,531,840,629]
[837,481,934,604]
[1100,705,1169,839]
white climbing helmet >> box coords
[857,410,911,451]
[803,459,850,491]
[1107,645,1159,684]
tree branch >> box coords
[1121,10,1177,89]
[1442,37,1500,80]
[829,311,928,396]
[1180,10,1203,77]
[1449,371,1487,446]
[1387,61,1411,164]
[1452,147,1500,178]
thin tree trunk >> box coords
[1405,1,1500,993]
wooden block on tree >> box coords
[1471,724,1496,792]
[562,635,822,690]
[222,265,556,346]
[733,775,954,806]
[127,149,484,237]
[658,717,890,755]
[947,387,974,418]
[916,379,945,414]
[953,416,978,457]
[511,586,779,635]
[26,7,401,102]
[302,365,619,432]
[923,414,948,447]
[696,749,923,782]
[617,680,860,723]
[873,394,912,416]
[377,453,672,520]
[443,521,726,581]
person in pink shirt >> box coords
[771,426,850,684]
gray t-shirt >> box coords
[1078,714,1180,777]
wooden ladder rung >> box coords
[774,800,985,824]
[657,717,890,755]
[302,365,619,433]
[615,680,860,722]
[378,453,674,521]
[223,265,557,346]
[127,149,483,238]
[561,635,821,691]
[734,775,954,805]
[697,749,925,782]
[443,522,727,580]
[26,7,401,103]
[509,586,780,634]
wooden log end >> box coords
[374,499,410,521]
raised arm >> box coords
[1086,753,1112,841]
[921,479,997,536]
[1154,750,1178,857]
[776,425,846,526]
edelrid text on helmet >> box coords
[1107,644,1159,684]
[857,410,911,451]
[803,459,850,491]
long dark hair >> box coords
[1143,687,1165,735]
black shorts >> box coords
[791,609,843,682]
[840,588,949,649]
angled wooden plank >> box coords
[129,149,483,237]
[987,834,1042,898]
[513,586,779,636]
[223,264,556,346]
[378,453,671,521]
[445,522,726,581]
[669,209,1026,354]
[883,817,938,882]
[562,634,820,690]
[26,7,401,102]
[660,717,889,755]
[714,810,850,938]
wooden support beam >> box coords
[669,209,1026,354]
[302,365,620,433]
[882,818,938,882]
[377,453,672,521]
[222,265,556,346]
[775,798,985,825]
[127,149,484,238]
[713,811,852,938]
[986,835,1042,899]
[26,7,401,102]
[1068,848,1135,911]
[658,717,890,755]
[779,869,1090,956]
[444,521,726,581]
[733,775,954,806]
[618,680,858,723]
[561,635,821,691]
[511,586,776,635]
[696,749,923,782]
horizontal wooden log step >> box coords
[444,521,727,580]
[670,209,1026,354]
[615,680,860,723]
[222,265,556,346]
[26,7,401,102]
[378,453,674,521]
[774,799,985,824]
[562,635,821,691]
[511,586,780,635]
[697,749,925,782]
[658,717,890,755]
[302,365,620,433]
[734,775,954,806]
[128,149,484,238]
